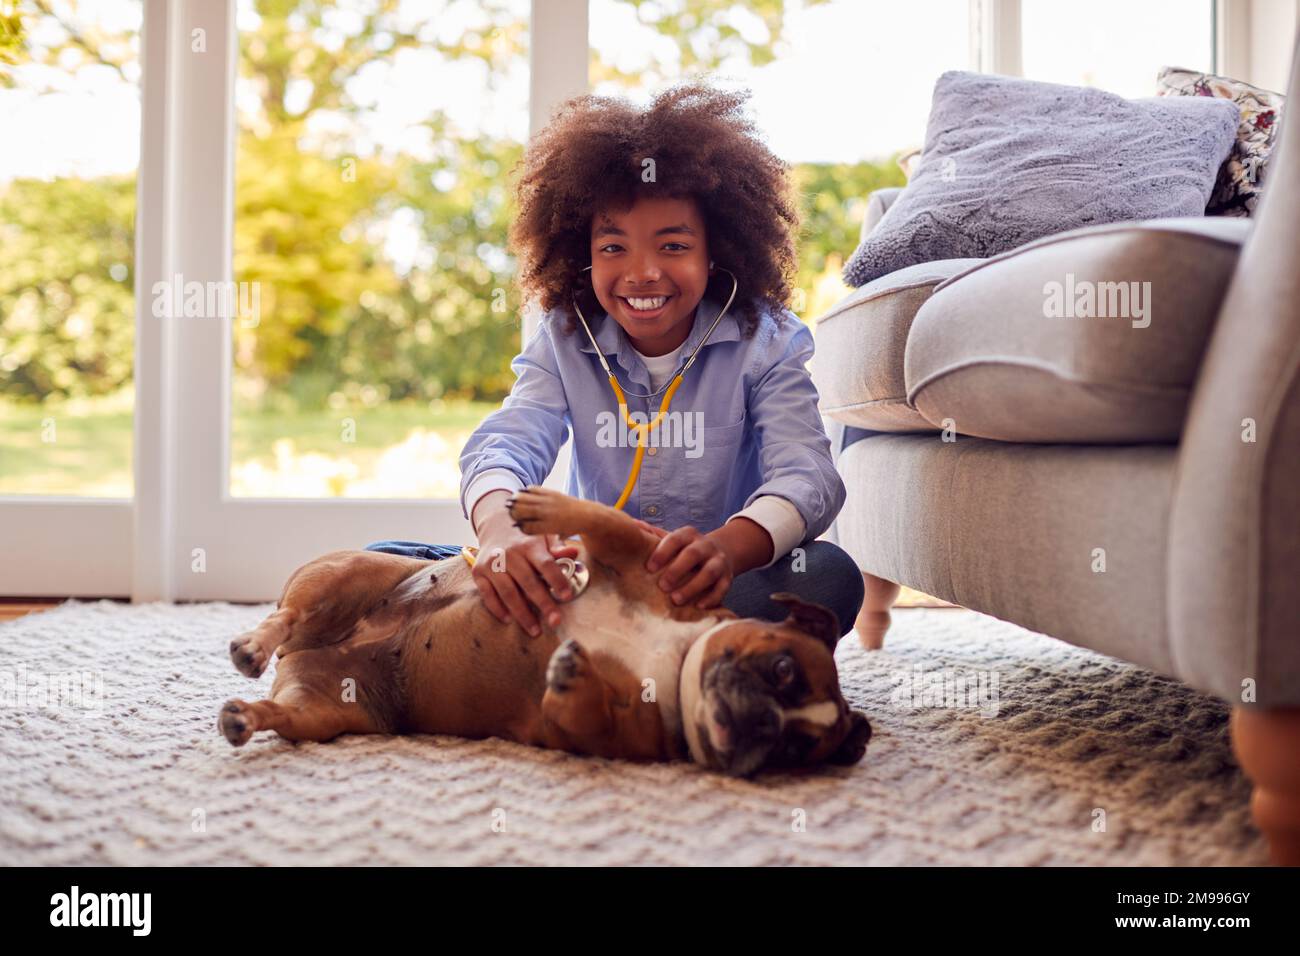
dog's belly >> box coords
[389,550,716,750]
[385,557,558,741]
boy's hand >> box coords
[632,518,669,541]
[644,525,734,609]
[472,518,580,636]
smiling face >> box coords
[679,594,873,777]
[588,195,712,356]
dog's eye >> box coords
[772,655,795,686]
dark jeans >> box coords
[361,538,865,639]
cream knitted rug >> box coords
[0,599,1267,866]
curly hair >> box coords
[506,80,801,341]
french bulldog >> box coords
[220,485,871,776]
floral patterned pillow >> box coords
[1157,66,1284,217]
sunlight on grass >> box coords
[0,388,503,499]
[0,388,135,496]
[230,397,500,498]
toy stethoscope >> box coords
[462,262,740,604]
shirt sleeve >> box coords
[739,315,847,545]
[727,494,808,570]
[464,468,526,533]
[458,319,571,521]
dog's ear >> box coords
[826,711,872,765]
[769,592,841,652]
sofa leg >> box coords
[1231,707,1300,866]
[854,571,900,651]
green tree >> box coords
[0,0,24,67]
[0,174,135,396]
[793,158,906,294]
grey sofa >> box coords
[812,38,1300,865]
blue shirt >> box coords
[458,293,846,569]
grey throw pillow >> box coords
[842,71,1241,287]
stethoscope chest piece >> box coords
[550,557,590,602]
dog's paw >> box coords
[229,633,270,678]
[546,639,589,693]
[219,699,256,746]
[506,485,568,536]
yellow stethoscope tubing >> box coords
[608,370,685,509]
[460,374,681,570]
[462,267,738,570]
[461,373,681,571]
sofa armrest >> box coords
[860,187,905,244]
[1168,34,1300,707]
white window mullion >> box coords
[132,0,179,602]
[530,1,588,144]
[526,0,588,492]
[1216,0,1251,79]
[1223,0,1299,90]
[173,0,239,599]
[132,0,238,602]
[524,0,588,350]
[971,0,1022,76]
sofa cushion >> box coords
[905,217,1251,443]
[814,259,982,432]
[841,71,1241,287]
[1156,65,1285,217]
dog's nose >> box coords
[725,703,779,743]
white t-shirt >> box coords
[631,339,687,392]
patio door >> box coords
[0,0,585,602]
[141,0,585,602]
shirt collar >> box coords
[575,292,744,381]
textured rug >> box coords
[0,599,1267,866]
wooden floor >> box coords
[0,600,64,624]
[897,586,956,609]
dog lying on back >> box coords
[221,486,871,776]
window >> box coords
[1021,0,1214,97]
[589,0,972,320]
[0,0,141,497]
[229,0,531,498]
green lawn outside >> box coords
[0,387,502,498]
[0,388,135,496]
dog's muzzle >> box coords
[680,623,781,777]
